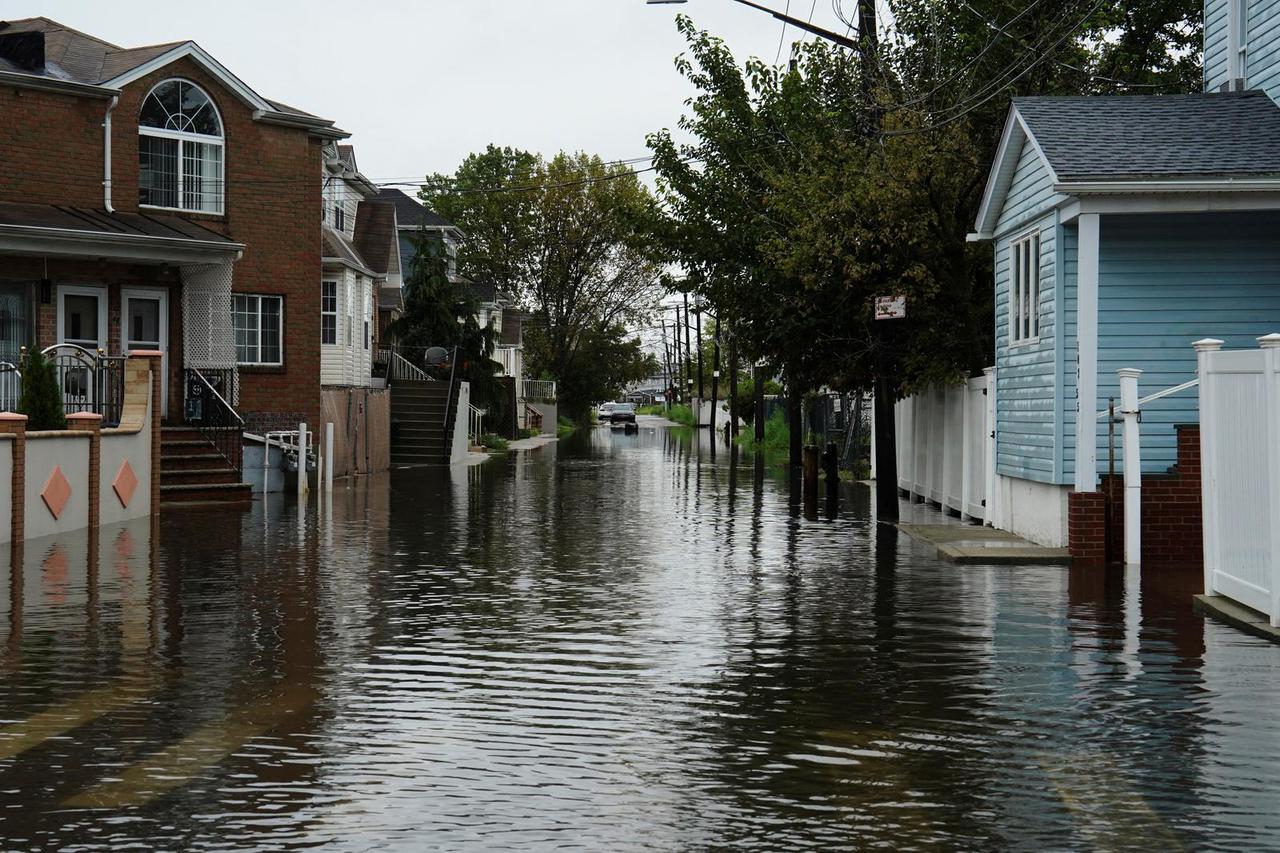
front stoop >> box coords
[160,426,252,508]
[1193,595,1280,644]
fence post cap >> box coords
[982,365,995,377]
[0,412,28,422]
[66,412,103,421]
[1193,338,1225,352]
[1258,334,1280,349]
[1116,367,1143,379]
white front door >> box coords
[123,289,169,416]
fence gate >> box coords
[1198,337,1280,626]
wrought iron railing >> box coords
[0,362,20,412]
[184,367,244,477]
[40,344,126,427]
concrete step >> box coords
[161,467,240,486]
[162,452,232,471]
[160,438,215,450]
[160,482,253,507]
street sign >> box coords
[875,295,906,320]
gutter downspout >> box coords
[103,95,119,213]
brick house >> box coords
[0,17,346,440]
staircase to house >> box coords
[160,425,253,506]
[391,380,456,465]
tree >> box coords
[19,349,66,431]
[423,148,664,421]
[526,321,659,417]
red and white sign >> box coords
[875,295,907,320]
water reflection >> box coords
[0,425,1275,850]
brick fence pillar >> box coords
[67,412,102,533]
[0,412,27,545]
[1069,490,1107,568]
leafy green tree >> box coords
[19,349,66,431]
[525,321,659,420]
[423,148,663,421]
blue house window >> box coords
[1010,232,1041,343]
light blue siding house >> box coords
[971,0,1280,546]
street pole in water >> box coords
[683,294,694,408]
[754,365,765,444]
[696,305,704,401]
[710,315,721,449]
[672,307,682,403]
[728,330,739,440]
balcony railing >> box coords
[494,345,520,378]
[521,379,556,403]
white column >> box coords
[1259,334,1280,627]
[1194,338,1224,597]
[324,422,335,493]
[1118,368,1142,565]
[1074,213,1101,492]
[297,422,308,497]
[983,366,997,526]
[961,378,974,521]
[262,434,270,496]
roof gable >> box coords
[973,106,1057,238]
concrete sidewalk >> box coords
[893,499,1070,565]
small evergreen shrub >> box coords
[19,350,66,431]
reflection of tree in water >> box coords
[685,472,1002,848]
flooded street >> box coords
[1,421,1279,850]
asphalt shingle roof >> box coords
[375,188,456,230]
[1015,91,1280,181]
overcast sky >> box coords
[7,0,856,183]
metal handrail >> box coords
[391,351,431,383]
[0,362,20,412]
[185,367,245,477]
[469,404,485,444]
[441,345,459,462]
[522,379,556,403]
[1095,377,1200,420]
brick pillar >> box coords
[67,412,102,533]
[1069,490,1107,568]
[0,412,27,545]
[126,351,164,515]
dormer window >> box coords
[138,79,224,214]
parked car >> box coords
[597,402,617,422]
[609,402,638,432]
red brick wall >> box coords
[1069,425,1203,567]
[0,58,323,429]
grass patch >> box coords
[663,404,696,428]
[736,409,790,456]
[556,416,577,438]
[518,427,540,439]
[637,404,665,416]
[479,433,509,452]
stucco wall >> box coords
[100,420,153,526]
[527,402,558,436]
[24,434,92,541]
[451,381,471,463]
[993,474,1069,548]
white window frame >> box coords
[138,79,226,216]
[321,280,338,346]
[1009,230,1041,346]
[233,294,284,366]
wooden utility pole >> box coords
[696,306,704,400]
[672,307,682,403]
[728,330,739,439]
[754,365,765,444]
[683,293,693,407]
[710,315,721,444]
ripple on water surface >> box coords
[0,427,1278,850]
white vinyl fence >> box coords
[893,370,994,523]
[1198,335,1280,626]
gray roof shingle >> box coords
[1015,91,1280,181]
[375,188,456,230]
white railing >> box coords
[469,405,485,444]
[522,379,556,402]
[1198,335,1280,626]
[0,362,20,411]
[250,422,333,496]
[494,345,520,378]
[389,351,430,383]
[891,371,993,523]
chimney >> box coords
[0,30,46,73]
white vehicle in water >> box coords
[597,402,617,422]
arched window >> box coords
[138,79,224,214]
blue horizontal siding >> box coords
[995,201,1058,483]
[1064,211,1280,481]
[994,137,1061,237]
[1249,0,1280,100]
[1205,0,1231,92]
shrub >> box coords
[664,404,696,428]
[479,433,509,451]
[19,350,66,431]
[556,415,577,438]
[736,409,789,456]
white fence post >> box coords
[297,421,308,497]
[1195,339,1224,597]
[983,366,997,527]
[1118,368,1143,565]
[324,422,335,493]
[961,379,974,521]
[1260,334,1280,627]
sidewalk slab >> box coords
[1194,594,1280,644]
[898,524,1072,565]
[508,434,559,452]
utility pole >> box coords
[710,313,721,447]
[754,363,765,444]
[683,293,694,407]
[696,305,704,400]
[672,306,683,403]
[728,328,739,440]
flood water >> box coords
[1,421,1279,850]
